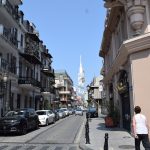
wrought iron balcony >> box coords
[41,66,54,76]
[19,33,41,64]
[41,86,55,94]
[18,77,41,89]
[0,25,18,48]
[42,49,52,58]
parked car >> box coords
[68,108,74,115]
[87,107,98,118]
[36,110,55,126]
[57,109,66,119]
[0,108,39,135]
[60,108,69,116]
[75,108,83,116]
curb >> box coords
[79,144,94,150]
[74,116,86,143]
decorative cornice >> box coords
[104,0,125,8]
[103,33,150,83]
[127,5,145,35]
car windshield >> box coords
[36,111,46,115]
[61,108,67,111]
[88,107,96,112]
[4,110,25,117]
[58,110,63,113]
[76,108,82,111]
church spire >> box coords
[79,55,83,74]
[78,55,85,88]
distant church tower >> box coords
[78,55,85,95]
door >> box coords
[121,92,131,131]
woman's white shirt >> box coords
[134,114,148,134]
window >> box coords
[17,94,21,109]
[24,96,27,108]
[20,34,23,47]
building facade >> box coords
[99,0,150,131]
[0,0,55,117]
[87,76,103,111]
[54,70,74,108]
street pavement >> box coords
[79,114,145,150]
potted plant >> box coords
[104,101,120,127]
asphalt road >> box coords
[0,114,85,150]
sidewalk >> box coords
[79,114,144,150]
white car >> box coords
[57,109,65,118]
[36,110,55,126]
[75,108,83,116]
[60,108,69,116]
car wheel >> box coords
[35,121,39,129]
[46,119,49,126]
[21,124,27,135]
[53,118,55,124]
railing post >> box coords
[104,133,108,150]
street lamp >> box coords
[3,73,8,88]
[1,72,8,116]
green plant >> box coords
[44,100,51,109]
[105,101,120,126]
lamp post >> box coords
[3,73,8,115]
[86,85,90,107]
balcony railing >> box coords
[0,24,18,48]
[59,91,71,95]
[19,33,41,64]
[41,87,55,94]
[20,49,41,64]
[42,49,52,58]
[18,77,41,88]
[0,0,20,24]
[41,66,54,76]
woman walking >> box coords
[132,106,150,150]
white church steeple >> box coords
[78,55,85,93]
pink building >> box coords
[99,0,150,131]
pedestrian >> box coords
[132,106,150,150]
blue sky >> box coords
[20,0,106,87]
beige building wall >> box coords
[99,0,150,131]
[130,49,150,119]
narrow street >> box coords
[0,115,85,150]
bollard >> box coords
[85,119,90,144]
[104,133,108,150]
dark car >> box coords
[52,110,59,121]
[0,108,39,135]
[86,107,98,118]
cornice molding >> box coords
[103,33,150,83]
[104,0,125,8]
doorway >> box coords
[121,92,131,131]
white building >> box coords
[0,0,55,116]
